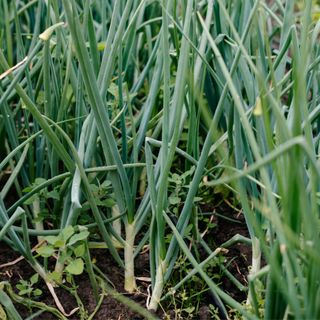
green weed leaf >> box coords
[68,230,89,246]
[49,271,62,283]
[61,225,75,241]
[65,258,84,275]
[33,289,43,296]
[30,274,39,285]
[36,245,55,257]
[169,196,181,205]
[47,190,60,200]
[73,243,85,257]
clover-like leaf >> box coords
[36,245,55,257]
[65,258,84,275]
[33,289,43,296]
[61,225,75,242]
[45,235,65,248]
[73,243,85,257]
[169,196,181,205]
[18,288,33,296]
[30,273,39,285]
[68,230,89,246]
[47,190,60,200]
[49,271,62,283]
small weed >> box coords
[16,274,42,299]
[16,274,42,312]
[35,225,90,283]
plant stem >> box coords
[124,222,137,293]
[32,197,44,243]
[112,204,122,242]
[247,237,261,306]
[148,259,166,311]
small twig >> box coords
[0,256,24,269]
[46,281,79,317]
[146,284,152,309]
[200,215,215,238]
[0,240,45,269]
[141,245,150,255]
[136,276,151,283]
[0,56,28,80]
[224,198,243,214]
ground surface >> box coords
[0,203,250,319]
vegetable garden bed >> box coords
[1,0,320,319]
[0,201,250,320]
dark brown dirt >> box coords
[211,202,251,303]
[0,245,151,320]
[0,201,251,319]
